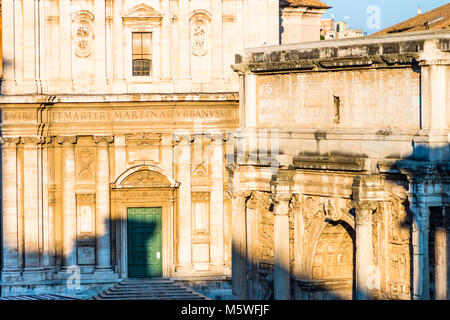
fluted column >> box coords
[94,136,114,271]
[272,194,292,300]
[0,137,20,277]
[58,136,77,269]
[230,191,249,300]
[210,134,224,267]
[412,205,430,300]
[175,135,192,268]
[354,201,377,300]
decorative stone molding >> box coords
[72,11,95,58]
[0,137,20,147]
[190,10,211,57]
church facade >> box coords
[0,0,329,298]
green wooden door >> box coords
[127,207,162,278]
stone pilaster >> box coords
[94,136,114,272]
[0,137,20,278]
[22,137,41,272]
[353,200,378,300]
[57,136,78,269]
[229,191,250,300]
[210,134,225,267]
[272,193,292,300]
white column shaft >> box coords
[210,139,224,266]
[274,208,290,300]
[61,141,77,267]
[95,140,112,270]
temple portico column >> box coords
[410,204,430,300]
[210,134,225,267]
[354,200,378,300]
[94,136,114,271]
[272,193,292,300]
[58,136,78,269]
[230,191,250,300]
[0,137,20,277]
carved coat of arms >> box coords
[190,12,210,57]
[73,12,94,58]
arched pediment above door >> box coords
[112,165,180,189]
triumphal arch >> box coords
[230,30,450,300]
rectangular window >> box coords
[132,32,152,76]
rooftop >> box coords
[374,3,450,36]
[280,0,331,9]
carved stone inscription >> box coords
[256,69,420,129]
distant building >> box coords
[320,19,364,40]
[374,3,450,36]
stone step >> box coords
[99,296,206,300]
[104,289,194,295]
[98,293,203,299]
[92,278,209,300]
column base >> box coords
[94,266,113,273]
[1,269,22,282]
[22,268,46,281]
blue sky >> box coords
[322,0,450,34]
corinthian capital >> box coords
[352,200,378,226]
[271,193,292,216]
[93,135,114,145]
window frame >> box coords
[132,32,153,77]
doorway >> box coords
[127,207,163,278]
